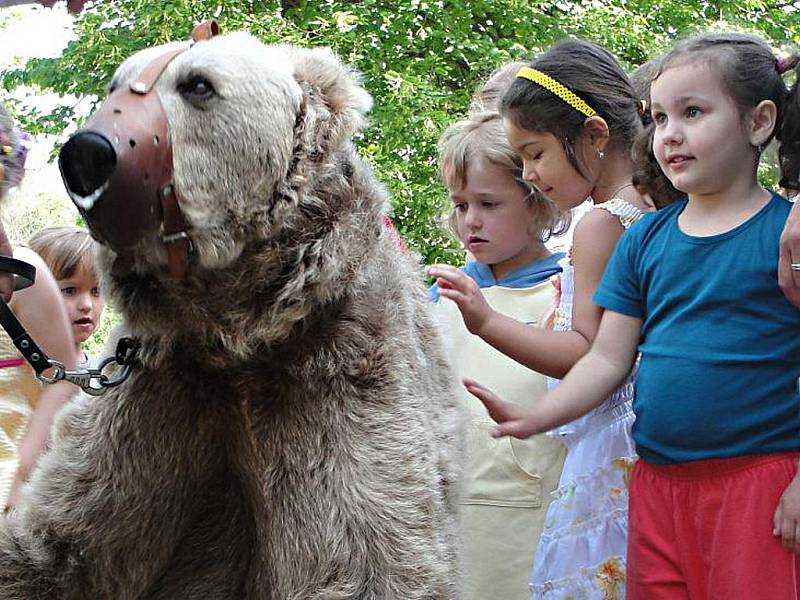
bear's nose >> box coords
[59,132,117,212]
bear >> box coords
[0,31,464,599]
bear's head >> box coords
[59,32,387,355]
[61,31,373,274]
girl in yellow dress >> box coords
[0,103,78,510]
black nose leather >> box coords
[59,132,117,199]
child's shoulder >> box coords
[573,199,662,247]
[593,198,646,229]
[618,197,687,240]
[771,192,795,217]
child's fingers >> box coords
[437,287,466,305]
[781,517,797,550]
[493,419,537,440]
[464,380,502,412]
[774,503,783,537]
[464,380,525,426]
[463,379,500,406]
[426,264,461,281]
[436,277,453,290]
[427,266,473,291]
[463,380,499,409]
[463,380,540,439]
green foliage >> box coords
[3,0,800,264]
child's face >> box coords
[58,263,104,345]
[650,61,753,196]
[447,157,545,280]
[503,118,593,211]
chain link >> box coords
[36,337,140,396]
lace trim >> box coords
[594,197,644,230]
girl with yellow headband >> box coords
[428,38,668,598]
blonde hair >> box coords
[29,226,97,281]
[469,61,528,114]
[438,111,569,243]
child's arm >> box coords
[427,264,587,378]
[778,200,800,307]
[5,248,78,510]
[467,309,641,439]
[773,460,800,554]
[427,209,627,379]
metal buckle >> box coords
[34,337,140,396]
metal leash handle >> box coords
[37,337,141,396]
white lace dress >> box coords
[530,199,643,600]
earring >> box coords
[597,149,605,159]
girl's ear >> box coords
[749,99,778,148]
[582,115,611,154]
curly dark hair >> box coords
[629,58,683,208]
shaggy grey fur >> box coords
[0,34,463,599]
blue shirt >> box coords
[594,194,800,464]
[429,253,565,302]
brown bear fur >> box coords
[0,33,463,599]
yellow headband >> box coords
[515,67,597,118]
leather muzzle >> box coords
[59,20,218,279]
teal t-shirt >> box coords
[594,194,800,464]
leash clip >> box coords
[62,365,109,397]
[35,337,140,396]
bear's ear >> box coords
[290,47,373,157]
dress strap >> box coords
[594,198,644,230]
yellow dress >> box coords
[0,329,42,507]
[433,280,567,600]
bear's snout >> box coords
[58,88,177,255]
[60,131,117,208]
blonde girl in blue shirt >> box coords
[431,109,569,600]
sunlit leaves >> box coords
[3,0,799,262]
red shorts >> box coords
[627,453,800,600]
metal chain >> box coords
[37,337,141,396]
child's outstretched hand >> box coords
[773,471,800,554]
[427,265,492,335]
[464,378,544,439]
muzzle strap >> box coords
[160,182,191,279]
[129,48,187,95]
[131,47,193,279]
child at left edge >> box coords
[7,226,105,507]
[29,225,105,367]
[429,109,569,600]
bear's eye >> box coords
[178,76,216,105]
